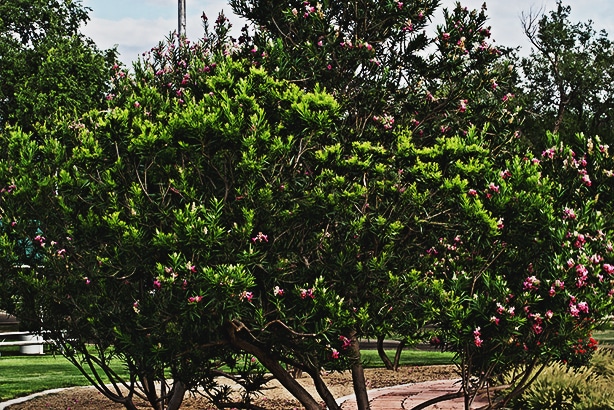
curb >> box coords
[0,387,72,410]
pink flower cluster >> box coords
[569,297,589,318]
[300,288,315,299]
[522,276,540,292]
[372,114,395,130]
[251,232,269,243]
[188,295,203,303]
[473,327,483,347]
[549,279,565,297]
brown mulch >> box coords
[5,365,458,409]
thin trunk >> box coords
[392,340,406,371]
[307,367,342,410]
[166,381,186,410]
[349,332,370,410]
[119,397,139,410]
[227,324,322,410]
[142,376,163,410]
[376,335,394,370]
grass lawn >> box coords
[0,351,94,401]
[0,347,454,402]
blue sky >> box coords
[80,0,614,65]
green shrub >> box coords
[511,349,614,409]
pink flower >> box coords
[300,288,315,299]
[251,232,269,243]
[458,99,468,113]
[542,148,556,159]
[188,295,203,303]
[473,327,483,346]
[563,207,576,220]
[331,348,340,359]
[603,264,614,275]
[468,189,477,197]
[497,218,504,230]
[84,277,91,285]
[273,286,284,296]
[590,254,603,264]
[523,276,540,291]
[500,169,512,179]
[488,182,500,193]
[242,291,254,302]
[339,335,352,349]
[153,279,162,290]
[574,234,586,249]
[581,174,592,186]
[442,33,451,40]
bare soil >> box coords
[6,365,458,409]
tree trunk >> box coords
[349,331,371,410]
[393,340,406,371]
[121,399,139,410]
[376,335,394,370]
[227,324,322,410]
[307,367,341,410]
[166,381,186,410]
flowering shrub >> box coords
[418,129,614,406]
[0,40,347,409]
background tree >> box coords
[0,0,116,131]
[521,1,614,145]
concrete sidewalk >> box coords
[338,379,491,409]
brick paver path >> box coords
[339,379,491,409]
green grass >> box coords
[594,328,614,345]
[361,348,454,367]
[0,353,94,401]
[0,347,454,402]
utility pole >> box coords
[178,0,186,37]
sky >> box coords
[80,0,614,65]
